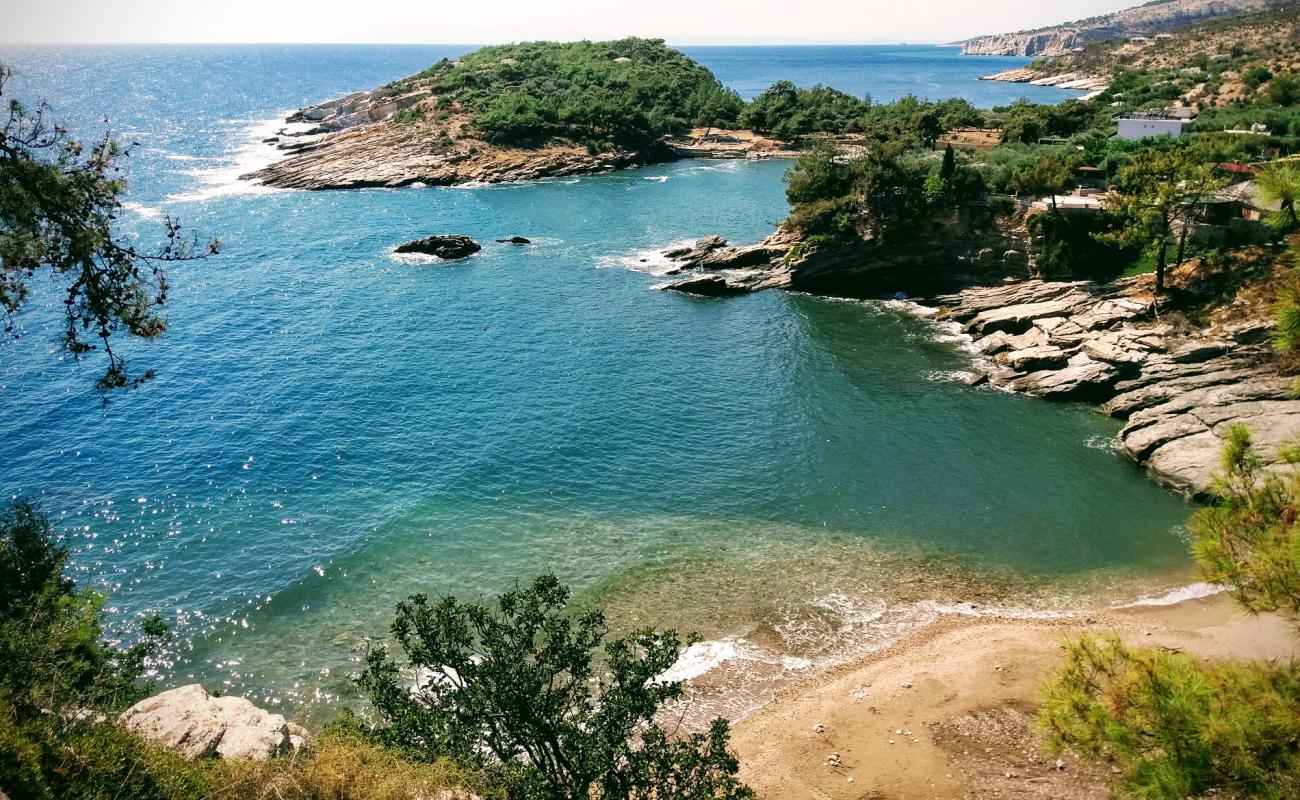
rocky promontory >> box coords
[977,68,1110,98]
[241,39,790,191]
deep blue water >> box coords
[0,45,1179,714]
[682,44,1077,103]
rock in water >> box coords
[394,234,481,260]
[496,236,531,244]
[119,684,310,760]
[661,274,748,297]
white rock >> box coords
[119,684,309,760]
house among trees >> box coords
[1182,180,1278,246]
[1116,114,1190,140]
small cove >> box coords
[0,44,1190,718]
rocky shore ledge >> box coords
[934,279,1294,496]
[977,67,1110,98]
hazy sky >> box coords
[4,0,1141,45]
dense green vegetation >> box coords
[1040,428,1300,800]
[409,38,743,147]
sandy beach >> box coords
[731,593,1298,799]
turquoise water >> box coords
[0,45,1185,716]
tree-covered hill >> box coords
[394,38,743,147]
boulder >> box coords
[664,235,727,262]
[661,274,748,297]
[395,234,481,260]
[496,236,531,244]
[119,684,309,761]
[1000,345,1070,372]
[975,247,996,266]
[965,296,1090,335]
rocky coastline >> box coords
[933,279,1294,496]
[977,67,1109,99]
[241,82,796,191]
[657,230,1296,497]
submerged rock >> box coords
[661,274,749,297]
[120,684,310,760]
[395,234,481,260]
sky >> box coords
[4,0,1144,45]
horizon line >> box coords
[0,39,967,47]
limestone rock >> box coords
[1171,340,1231,364]
[120,684,309,760]
[1011,354,1121,401]
[395,234,481,260]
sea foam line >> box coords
[166,113,304,203]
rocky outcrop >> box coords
[936,281,1291,496]
[395,234,481,260]
[119,684,310,760]
[496,236,531,244]
[962,30,1081,57]
[658,206,1033,298]
[661,273,752,297]
[246,117,650,190]
[978,68,1110,97]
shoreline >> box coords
[729,591,1296,799]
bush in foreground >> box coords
[357,573,754,800]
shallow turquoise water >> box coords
[0,45,1187,714]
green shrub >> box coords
[1040,636,1300,800]
[411,39,740,147]
[357,573,754,800]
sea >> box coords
[0,44,1196,722]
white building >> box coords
[1116,115,1189,140]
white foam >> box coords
[120,201,164,220]
[598,238,696,276]
[1117,582,1224,608]
[656,639,741,684]
[390,249,476,266]
[643,175,670,183]
[166,114,297,203]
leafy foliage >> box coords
[1191,425,1300,621]
[1103,146,1227,293]
[0,499,168,721]
[1255,163,1300,234]
[358,573,754,800]
[0,65,218,389]
[740,81,868,141]
[1040,636,1300,800]
[1030,211,1133,282]
[413,39,741,148]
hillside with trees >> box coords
[961,0,1295,56]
